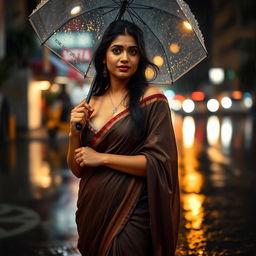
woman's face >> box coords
[105,33,140,81]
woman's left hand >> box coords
[74,147,103,167]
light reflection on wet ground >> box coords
[175,114,256,256]
[0,138,80,255]
[0,114,256,255]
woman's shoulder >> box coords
[142,85,166,99]
[141,86,170,115]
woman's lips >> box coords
[117,66,130,72]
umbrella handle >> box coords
[75,76,96,131]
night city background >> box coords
[0,0,256,255]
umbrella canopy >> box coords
[29,0,207,85]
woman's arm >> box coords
[67,133,84,178]
[102,153,147,177]
[74,147,147,177]
[67,100,94,178]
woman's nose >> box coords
[120,51,128,62]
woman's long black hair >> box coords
[92,20,158,132]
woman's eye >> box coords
[129,48,138,56]
[112,48,121,54]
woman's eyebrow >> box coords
[111,44,123,48]
[111,44,138,48]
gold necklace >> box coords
[108,92,127,114]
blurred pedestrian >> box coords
[67,20,180,256]
[46,84,72,139]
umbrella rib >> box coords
[98,5,120,9]
[129,7,152,10]
[128,4,152,10]
[111,0,121,6]
[85,58,94,78]
[129,7,174,82]
[102,7,120,16]
[130,3,154,9]
[127,9,136,24]
[130,4,185,21]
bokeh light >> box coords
[153,55,164,67]
[191,91,205,101]
[244,97,253,108]
[221,117,233,148]
[169,43,180,54]
[70,6,81,15]
[183,99,195,113]
[183,21,193,31]
[221,97,232,109]
[207,99,219,112]
[145,67,155,80]
[232,90,242,100]
[207,116,220,146]
[164,89,175,99]
[209,68,224,84]
[182,116,195,148]
[170,99,182,111]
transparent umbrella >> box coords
[29,0,207,102]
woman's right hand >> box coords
[70,100,94,136]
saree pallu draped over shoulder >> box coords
[76,94,180,256]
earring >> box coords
[103,63,108,78]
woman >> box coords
[67,20,180,256]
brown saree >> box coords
[76,94,180,256]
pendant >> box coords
[112,107,118,114]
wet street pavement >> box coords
[0,113,256,256]
[175,114,256,256]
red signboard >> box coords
[61,48,92,63]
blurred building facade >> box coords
[0,0,86,136]
[0,0,60,134]
[211,0,256,91]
